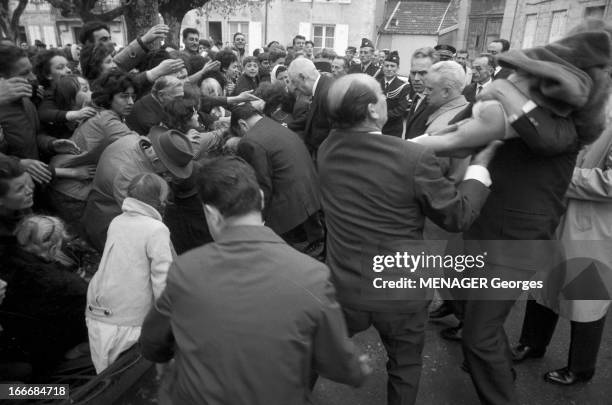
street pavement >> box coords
[121,297,612,405]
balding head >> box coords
[424,61,465,109]
[152,75,184,105]
[288,57,320,95]
[327,73,386,130]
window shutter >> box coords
[334,24,349,55]
[248,22,262,54]
[299,22,312,39]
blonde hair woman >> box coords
[2,215,88,376]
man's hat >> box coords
[346,46,357,53]
[360,38,374,49]
[148,126,194,179]
[385,50,400,65]
[434,44,456,59]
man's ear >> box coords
[367,102,379,121]
[203,203,221,226]
[238,119,249,134]
[259,188,265,211]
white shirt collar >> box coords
[479,78,493,89]
[312,74,321,96]
[494,65,502,75]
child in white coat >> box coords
[86,173,173,373]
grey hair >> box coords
[429,61,466,94]
[152,75,181,97]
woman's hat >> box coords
[148,126,194,179]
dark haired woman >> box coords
[215,49,240,96]
[33,49,72,90]
[48,70,138,229]
[38,74,96,139]
[79,43,185,97]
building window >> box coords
[548,10,567,43]
[313,24,334,52]
[229,21,249,45]
[522,14,537,48]
[585,6,605,19]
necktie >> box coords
[477,85,483,95]
[384,82,390,93]
[413,95,422,112]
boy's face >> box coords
[260,60,271,73]
[244,61,259,78]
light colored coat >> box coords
[86,197,174,326]
[535,124,612,321]
[425,95,470,185]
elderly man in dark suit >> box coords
[233,103,324,257]
[288,57,334,154]
[462,55,495,104]
[377,51,410,137]
[317,73,500,405]
[139,156,370,404]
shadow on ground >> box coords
[121,298,612,405]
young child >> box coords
[85,173,173,373]
[233,56,260,95]
[413,30,611,156]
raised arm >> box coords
[413,101,506,156]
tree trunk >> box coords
[124,0,160,42]
[160,10,180,48]
[0,0,27,42]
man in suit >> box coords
[288,57,334,154]
[488,39,513,80]
[345,46,360,71]
[378,51,410,137]
[349,38,379,77]
[455,33,594,403]
[462,55,494,103]
[139,156,370,404]
[318,73,499,405]
[404,51,436,139]
[423,61,471,183]
[126,75,184,135]
[233,103,324,257]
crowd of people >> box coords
[0,15,611,405]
